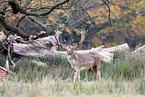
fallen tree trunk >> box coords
[13,43,113,63]
[53,45,114,63]
[12,35,57,56]
[103,43,130,52]
[12,35,130,63]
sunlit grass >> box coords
[0,78,145,97]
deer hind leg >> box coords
[94,57,101,81]
[91,64,98,81]
[97,63,101,81]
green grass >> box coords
[0,50,145,97]
[0,78,145,97]
[0,54,6,67]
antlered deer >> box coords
[55,29,101,82]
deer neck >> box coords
[67,51,77,69]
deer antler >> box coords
[55,29,62,44]
[64,39,68,45]
[55,29,88,46]
[74,29,88,45]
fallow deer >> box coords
[55,29,101,82]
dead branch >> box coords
[5,56,15,74]
[0,66,8,72]
[8,43,16,68]
[27,16,47,28]
[0,56,15,74]
[31,31,46,40]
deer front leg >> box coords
[97,70,101,81]
[96,64,101,81]
[74,71,77,83]
[74,69,80,83]
[78,71,80,81]
[94,57,101,81]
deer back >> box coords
[67,54,96,68]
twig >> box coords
[32,31,46,40]
[27,16,47,28]
[8,43,16,68]
[2,43,8,51]
[16,15,26,27]
[0,59,14,74]
[0,66,7,72]
[101,0,112,27]
[5,56,15,74]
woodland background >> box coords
[1,0,145,50]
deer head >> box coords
[55,29,88,55]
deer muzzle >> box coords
[67,50,72,55]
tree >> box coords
[0,0,113,50]
[0,0,77,40]
[2,0,145,49]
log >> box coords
[13,41,113,63]
[11,35,130,63]
[13,43,113,63]
[103,43,130,52]
[12,35,57,56]
[53,45,114,63]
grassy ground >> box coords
[0,50,145,97]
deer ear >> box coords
[62,44,67,49]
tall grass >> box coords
[102,50,145,80]
[0,50,145,97]
[0,54,6,67]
